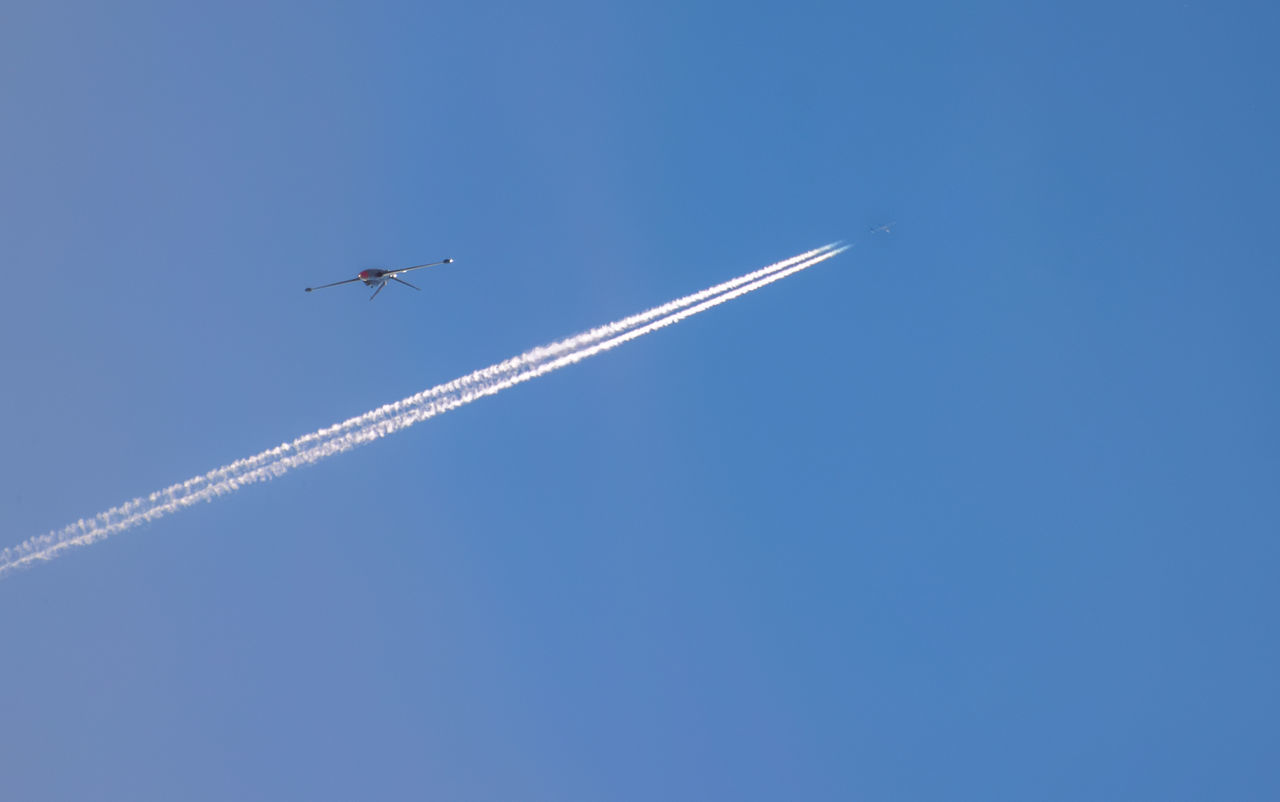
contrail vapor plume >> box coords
[1,244,846,578]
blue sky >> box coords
[2,0,1278,798]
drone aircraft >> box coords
[305,258,454,300]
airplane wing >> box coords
[386,258,452,277]
[305,277,362,292]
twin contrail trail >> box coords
[0,243,846,578]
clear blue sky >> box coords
[3,1,1278,798]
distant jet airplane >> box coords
[869,222,896,234]
[306,259,454,300]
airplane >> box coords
[305,258,454,300]
[869,222,896,234]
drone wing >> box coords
[386,258,453,277]
[305,277,362,292]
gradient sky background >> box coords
[2,1,1278,799]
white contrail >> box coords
[22,243,839,533]
[1,245,845,577]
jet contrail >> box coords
[20,243,838,536]
[1,244,846,577]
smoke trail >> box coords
[26,243,838,534]
[1,245,845,577]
